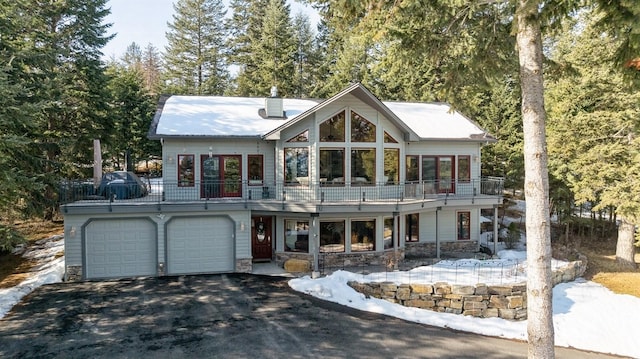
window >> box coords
[422,156,455,193]
[284,148,309,184]
[351,111,376,142]
[178,155,194,187]
[320,148,345,184]
[287,130,309,142]
[457,211,471,240]
[406,155,419,182]
[405,213,419,242]
[351,219,375,252]
[320,221,345,252]
[351,149,376,184]
[284,220,309,252]
[384,131,398,143]
[248,155,263,184]
[458,155,471,182]
[384,148,399,184]
[384,217,394,249]
[319,111,345,142]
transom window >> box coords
[351,111,376,142]
[287,130,309,142]
[319,111,345,142]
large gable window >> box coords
[351,111,376,142]
[319,111,345,142]
[320,148,345,184]
[351,149,376,184]
[285,148,309,184]
[384,148,399,184]
[287,130,309,142]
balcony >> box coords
[59,177,503,206]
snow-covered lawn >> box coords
[2,233,639,358]
[0,235,65,318]
[290,252,640,358]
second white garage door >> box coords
[166,216,234,275]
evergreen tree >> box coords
[105,64,160,172]
[291,13,320,98]
[164,0,229,95]
[546,11,640,268]
[234,0,296,97]
[141,43,163,95]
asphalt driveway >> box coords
[0,274,622,358]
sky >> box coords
[102,0,320,61]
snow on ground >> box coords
[0,235,65,319]
[290,251,640,358]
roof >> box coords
[148,84,495,142]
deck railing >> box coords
[59,177,503,205]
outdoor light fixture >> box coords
[208,146,213,157]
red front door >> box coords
[251,216,272,261]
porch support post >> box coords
[436,207,441,259]
[392,211,400,270]
[493,204,499,256]
[311,212,320,278]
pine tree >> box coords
[164,0,229,95]
[291,13,320,98]
[234,0,296,97]
[547,11,640,268]
[141,43,163,95]
[105,64,159,172]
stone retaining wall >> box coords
[347,258,587,321]
[348,281,528,320]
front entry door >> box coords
[201,155,242,198]
[252,216,272,261]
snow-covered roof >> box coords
[384,102,491,140]
[151,96,320,138]
[149,84,495,141]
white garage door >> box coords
[85,218,156,279]
[167,217,234,275]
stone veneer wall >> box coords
[236,258,252,273]
[347,259,587,321]
[276,249,405,269]
[405,241,478,258]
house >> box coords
[61,83,503,281]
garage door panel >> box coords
[86,219,156,279]
[167,217,234,275]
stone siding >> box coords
[405,241,478,258]
[65,265,82,282]
[236,258,252,273]
[276,249,405,270]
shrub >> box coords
[504,222,521,249]
[0,224,26,253]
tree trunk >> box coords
[516,1,555,358]
[616,218,637,269]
